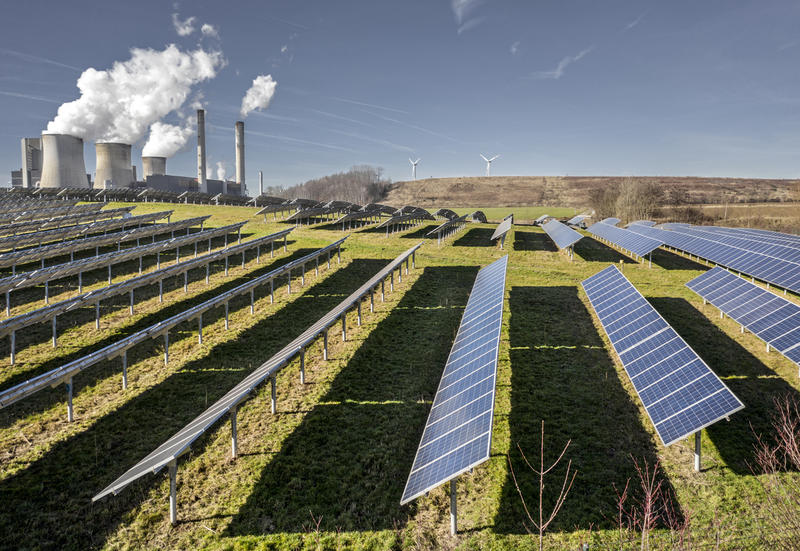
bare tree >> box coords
[615,178,663,223]
[279,165,392,204]
[508,420,577,551]
[588,183,620,220]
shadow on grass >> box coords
[650,297,800,475]
[494,286,678,534]
[400,223,439,240]
[225,264,480,535]
[453,227,495,248]
[573,236,635,264]
[0,246,322,425]
[649,248,708,271]
[0,258,386,550]
[512,230,557,252]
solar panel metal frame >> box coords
[0,229,293,350]
[93,240,420,502]
[686,267,800,367]
[582,265,744,446]
[566,214,589,226]
[0,216,209,270]
[587,221,663,258]
[0,210,172,251]
[0,202,104,224]
[0,206,135,237]
[401,255,508,504]
[542,219,583,250]
[490,217,513,242]
[425,214,468,238]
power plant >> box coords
[10,107,244,196]
[95,142,134,188]
[39,133,90,188]
[142,156,167,178]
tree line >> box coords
[260,165,392,205]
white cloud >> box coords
[532,46,594,80]
[240,74,277,118]
[281,45,288,53]
[201,24,219,38]
[172,13,196,36]
[510,41,520,55]
[624,13,644,31]
[451,0,485,34]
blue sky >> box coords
[2,0,800,190]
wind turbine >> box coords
[409,158,420,180]
[480,154,499,177]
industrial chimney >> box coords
[142,156,167,178]
[197,109,207,193]
[95,143,134,188]
[235,120,245,191]
[39,133,89,188]
[258,170,263,196]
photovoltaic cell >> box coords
[587,221,664,258]
[582,265,743,446]
[542,219,583,250]
[686,266,800,369]
[401,255,508,504]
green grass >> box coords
[0,204,796,550]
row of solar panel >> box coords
[587,220,663,258]
[542,219,583,250]
[686,267,800,366]
[582,265,743,446]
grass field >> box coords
[1,202,798,550]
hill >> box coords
[383,175,800,209]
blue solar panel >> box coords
[401,255,508,504]
[587,221,664,258]
[542,219,583,250]
[582,265,743,446]
[686,267,800,368]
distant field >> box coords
[449,206,577,224]
[0,202,798,549]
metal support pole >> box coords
[4,291,8,317]
[52,316,57,347]
[66,377,74,422]
[129,290,134,315]
[270,376,277,414]
[184,272,188,293]
[450,479,457,536]
[342,314,347,341]
[694,431,701,472]
[44,281,49,305]
[225,257,229,276]
[287,271,292,294]
[370,290,374,312]
[95,302,100,329]
[390,271,394,292]
[230,408,238,459]
[206,265,210,285]
[159,280,163,303]
[168,460,178,525]
[271,241,274,258]
[108,264,112,284]
[301,264,305,286]
[357,302,362,326]
[283,235,287,252]
[300,349,306,384]
[250,289,255,314]
[9,331,15,365]
[337,246,341,263]
[316,257,319,276]
[198,315,203,344]
[122,351,128,390]
[323,330,329,360]
[225,302,229,329]
[270,279,274,303]
[381,280,385,302]
[164,332,169,365]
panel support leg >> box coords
[164,332,169,365]
[168,459,178,525]
[9,331,15,365]
[95,302,100,329]
[270,376,277,414]
[694,431,701,472]
[300,349,306,384]
[450,479,457,536]
[225,302,230,329]
[342,315,347,341]
[122,351,128,390]
[357,302,362,326]
[52,316,57,347]
[197,315,203,344]
[230,408,238,459]
[66,377,74,422]
[159,280,164,303]
[323,330,329,360]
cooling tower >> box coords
[95,143,133,188]
[235,120,245,189]
[197,109,207,193]
[39,133,89,188]
[142,156,167,178]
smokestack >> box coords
[95,143,134,189]
[40,133,89,188]
[197,109,207,193]
[235,120,245,189]
[258,170,263,195]
[142,156,167,178]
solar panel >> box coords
[490,217,512,246]
[534,214,550,225]
[542,219,583,250]
[601,217,621,226]
[93,242,421,518]
[686,267,800,368]
[426,215,468,244]
[582,265,743,446]
[566,214,589,226]
[401,255,508,504]
[587,221,663,259]
[629,220,656,227]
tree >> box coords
[278,165,392,204]
[615,178,663,223]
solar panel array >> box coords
[686,267,800,366]
[626,223,800,294]
[542,219,583,250]
[490,217,512,242]
[628,220,656,227]
[582,265,743,445]
[401,255,508,504]
[94,242,421,503]
[587,220,663,258]
[566,214,589,226]
[601,217,621,226]
[0,206,134,237]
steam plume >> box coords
[216,161,227,180]
[142,121,194,158]
[240,74,277,118]
[46,44,224,144]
